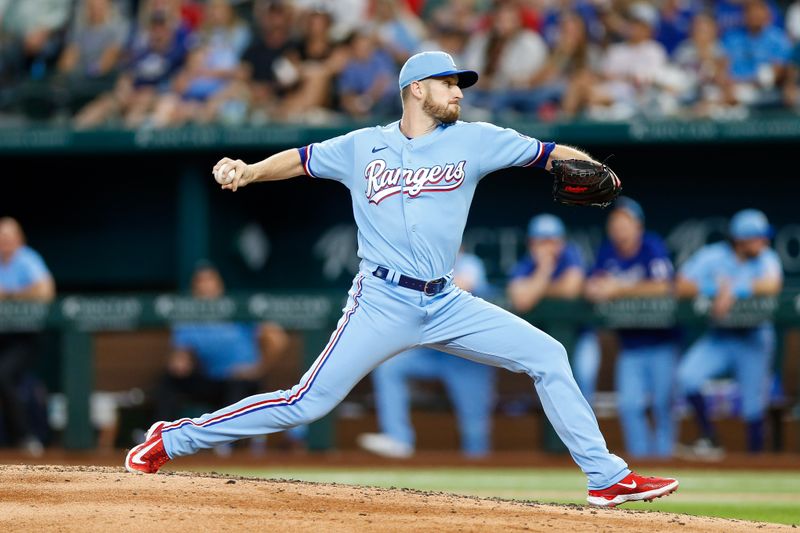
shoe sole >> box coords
[124,421,167,474]
[587,480,679,508]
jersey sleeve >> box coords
[475,122,555,177]
[678,246,715,295]
[19,248,51,287]
[297,130,358,186]
[171,325,195,351]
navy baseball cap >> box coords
[730,208,773,239]
[398,51,479,90]
[528,214,566,239]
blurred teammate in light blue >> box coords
[357,248,496,458]
[584,197,680,459]
[507,214,600,405]
[676,208,783,457]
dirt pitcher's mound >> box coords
[0,465,790,532]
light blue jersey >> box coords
[0,246,51,293]
[679,241,783,300]
[677,240,782,424]
[160,118,631,490]
[299,120,552,280]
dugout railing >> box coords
[1,291,798,452]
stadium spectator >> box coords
[721,0,792,109]
[154,261,299,454]
[461,0,549,117]
[272,6,350,123]
[0,0,72,83]
[584,197,681,459]
[567,2,679,120]
[357,249,497,459]
[72,6,190,129]
[227,0,301,124]
[336,29,400,119]
[148,0,251,127]
[675,208,783,458]
[47,0,132,118]
[0,217,55,457]
[671,12,736,116]
[507,213,600,405]
[538,10,603,120]
[714,0,783,35]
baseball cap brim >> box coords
[418,69,479,89]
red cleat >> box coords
[587,472,679,508]
[125,421,170,474]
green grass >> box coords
[195,466,800,526]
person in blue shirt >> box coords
[675,208,782,458]
[721,0,792,107]
[154,261,297,452]
[357,249,497,458]
[0,217,55,456]
[507,213,600,405]
[584,197,680,459]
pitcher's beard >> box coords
[423,95,460,123]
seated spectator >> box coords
[0,0,72,118]
[148,0,251,127]
[0,217,55,456]
[675,209,783,459]
[357,249,496,458]
[721,0,792,109]
[0,0,72,83]
[272,6,351,123]
[336,29,400,119]
[507,213,599,406]
[714,0,783,35]
[47,0,131,118]
[72,7,190,129]
[537,11,603,120]
[222,0,302,124]
[461,0,548,118]
[584,197,680,459]
[570,2,681,120]
[671,12,736,116]
[154,262,300,454]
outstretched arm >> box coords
[545,144,598,170]
[213,148,305,191]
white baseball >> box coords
[216,165,236,185]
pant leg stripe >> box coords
[162,274,364,432]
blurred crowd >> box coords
[1,0,800,128]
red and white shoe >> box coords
[587,472,679,508]
[125,421,170,474]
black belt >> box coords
[372,266,447,296]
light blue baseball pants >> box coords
[161,269,630,489]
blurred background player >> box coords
[583,197,680,459]
[506,213,600,405]
[154,261,302,455]
[675,208,783,458]
[357,248,496,459]
[0,217,55,456]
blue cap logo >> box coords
[398,51,479,90]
